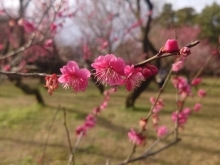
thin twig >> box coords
[134,40,200,68]
[63,108,75,165]
[72,132,83,153]
[117,138,180,165]
[0,71,50,77]
[124,144,136,163]
[41,105,60,165]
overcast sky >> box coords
[158,0,220,12]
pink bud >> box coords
[147,65,158,76]
[194,103,201,112]
[142,68,152,78]
[191,77,202,86]
[157,126,168,138]
[198,89,206,97]
[180,47,191,57]
[163,39,179,53]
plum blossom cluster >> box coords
[160,39,191,57]
[149,97,165,129]
[75,88,116,136]
[149,97,164,114]
[172,76,191,98]
[128,129,146,145]
[56,54,158,93]
[91,54,158,91]
[172,60,184,72]
[171,108,191,128]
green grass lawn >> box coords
[0,77,220,165]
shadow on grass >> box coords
[45,104,130,137]
[0,136,125,160]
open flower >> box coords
[128,129,146,145]
[58,61,91,93]
[123,65,145,91]
[91,54,125,86]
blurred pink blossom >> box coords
[171,108,191,127]
[44,39,53,47]
[172,76,191,98]
[157,126,168,138]
[180,47,191,57]
[128,129,146,145]
[149,97,164,113]
[194,103,202,112]
[198,89,206,97]
[191,77,202,86]
[172,60,184,72]
[22,19,35,33]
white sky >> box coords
[158,0,220,12]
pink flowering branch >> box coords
[173,48,215,138]
[134,40,200,68]
[118,129,180,165]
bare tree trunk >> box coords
[13,77,45,105]
[125,0,161,108]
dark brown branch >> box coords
[117,138,180,165]
[0,71,50,78]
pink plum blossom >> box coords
[172,60,184,72]
[172,76,191,98]
[191,77,202,86]
[44,39,53,47]
[91,54,126,86]
[123,65,145,91]
[128,129,146,145]
[171,108,191,127]
[58,61,91,93]
[149,97,164,113]
[163,39,179,53]
[22,19,35,33]
[198,89,206,97]
[157,126,168,138]
[194,103,202,112]
[180,47,191,57]
[141,64,158,78]
[75,125,87,136]
[141,68,152,78]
